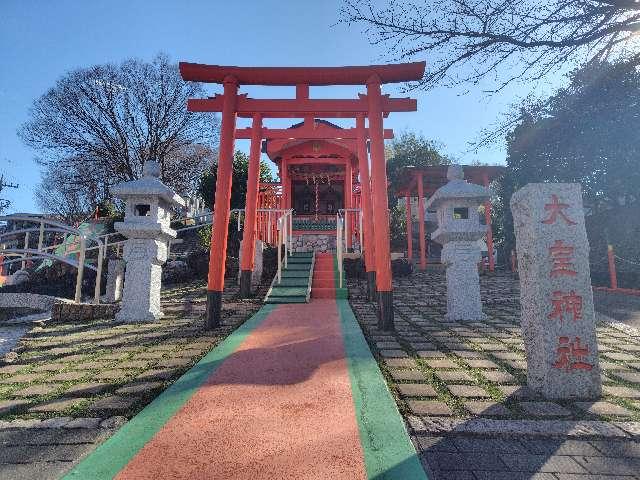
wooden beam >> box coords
[187,96,417,118]
[234,127,394,140]
[180,62,426,85]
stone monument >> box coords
[111,161,185,322]
[426,165,490,321]
[511,183,601,399]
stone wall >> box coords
[292,234,336,253]
[51,300,119,323]
[0,293,56,312]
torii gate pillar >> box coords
[367,76,394,331]
[206,76,238,328]
[239,113,263,297]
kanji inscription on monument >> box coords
[511,183,601,399]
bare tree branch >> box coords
[21,54,219,219]
[340,0,640,91]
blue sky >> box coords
[0,0,560,213]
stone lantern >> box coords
[111,161,185,322]
[426,165,491,321]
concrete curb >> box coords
[408,416,640,439]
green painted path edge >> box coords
[62,304,277,480]
[337,299,428,480]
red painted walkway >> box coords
[311,253,337,299]
[115,300,368,480]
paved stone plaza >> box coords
[348,269,640,479]
[0,280,264,479]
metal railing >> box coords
[258,208,293,250]
[1,208,296,303]
[274,209,294,284]
[335,208,362,289]
[0,215,104,303]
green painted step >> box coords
[269,287,308,297]
[285,264,312,271]
[281,270,311,278]
[265,296,308,304]
[264,253,315,304]
[277,278,310,287]
[287,257,313,264]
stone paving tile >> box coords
[385,358,416,368]
[447,385,492,398]
[388,369,426,381]
[426,451,507,471]
[12,384,59,398]
[29,398,87,413]
[116,381,165,396]
[423,359,459,369]
[604,352,638,361]
[519,402,573,418]
[450,350,486,359]
[88,395,138,412]
[611,371,640,383]
[0,399,29,415]
[408,401,453,416]
[603,385,640,399]
[480,370,519,384]
[63,382,113,397]
[573,455,640,475]
[499,453,588,474]
[497,385,541,400]
[0,373,43,384]
[463,401,513,417]
[473,472,556,480]
[465,359,500,369]
[116,360,152,369]
[588,439,640,457]
[573,401,635,417]
[0,364,29,375]
[93,369,132,381]
[416,350,447,358]
[379,349,409,358]
[520,439,600,456]
[31,362,67,373]
[396,383,438,397]
[435,370,475,382]
[49,371,87,382]
[135,368,180,382]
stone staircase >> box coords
[263,252,348,303]
[264,252,314,304]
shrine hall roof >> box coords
[263,120,356,161]
[396,165,505,197]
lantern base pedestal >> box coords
[206,291,222,329]
[377,290,394,331]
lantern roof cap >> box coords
[111,161,185,207]
[426,165,491,210]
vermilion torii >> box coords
[180,62,425,330]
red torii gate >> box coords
[180,62,425,330]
